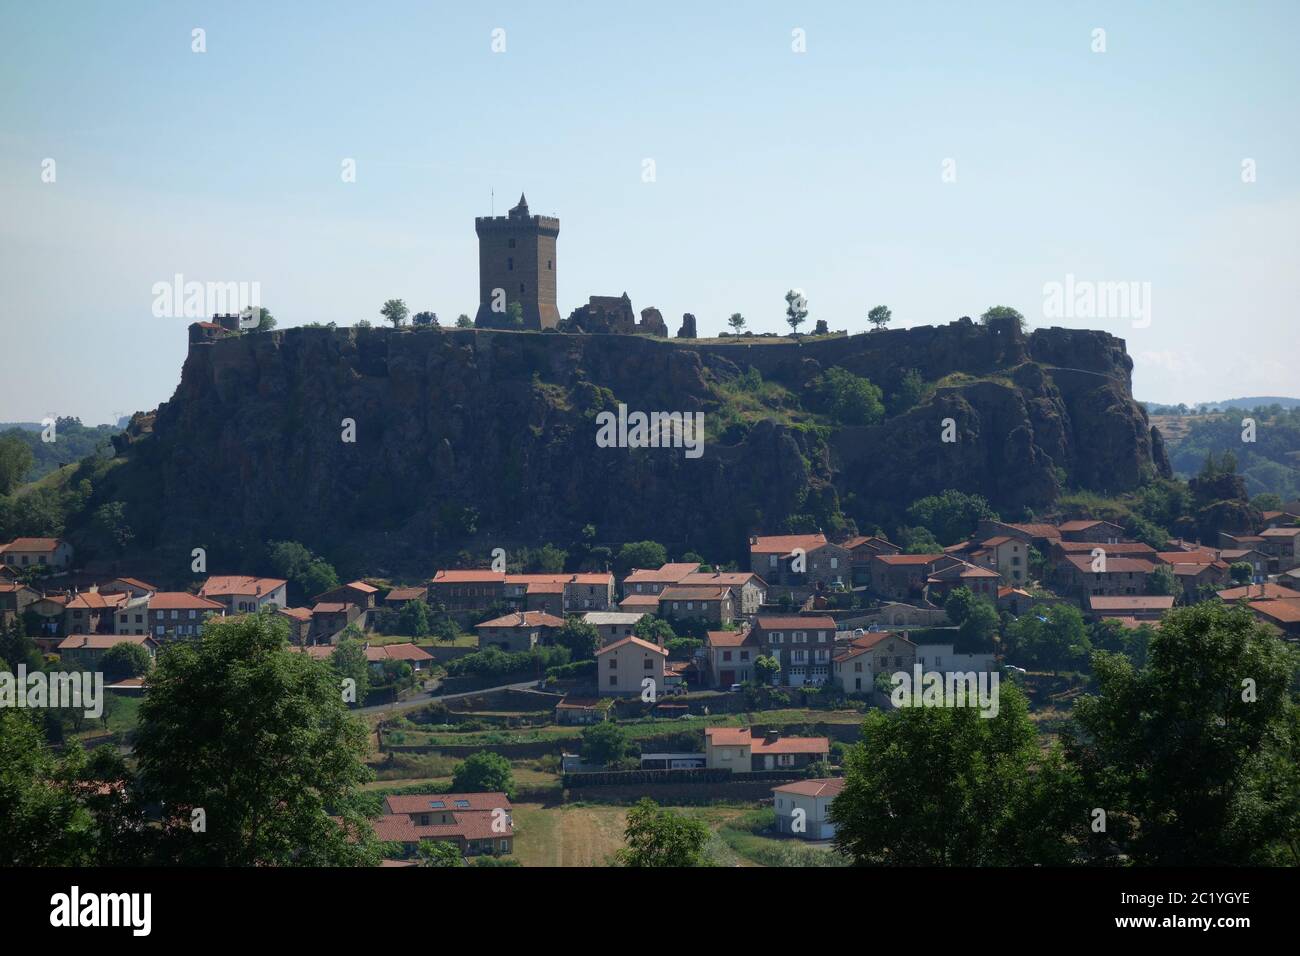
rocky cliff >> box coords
[105,318,1168,574]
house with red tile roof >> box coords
[1057,520,1127,543]
[383,585,428,607]
[678,570,768,616]
[312,580,379,611]
[1085,595,1175,621]
[868,553,944,601]
[57,633,159,669]
[1055,554,1157,601]
[621,562,700,597]
[377,792,514,858]
[617,592,663,614]
[926,559,1001,600]
[428,569,506,612]
[841,535,902,586]
[1258,526,1300,572]
[147,592,226,640]
[595,635,667,696]
[475,610,565,652]
[970,535,1031,585]
[706,626,759,687]
[310,601,362,643]
[749,533,850,592]
[0,581,40,626]
[1217,582,1300,602]
[364,642,434,672]
[0,537,73,570]
[772,777,845,839]
[276,606,314,644]
[752,615,837,687]
[832,630,917,694]
[199,575,288,614]
[658,584,735,626]
[1247,599,1300,639]
[703,727,830,773]
[63,589,129,635]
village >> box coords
[3,500,1298,866]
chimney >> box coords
[764,729,780,744]
[518,610,526,625]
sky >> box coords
[1,0,1297,424]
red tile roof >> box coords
[385,587,428,602]
[1086,595,1175,611]
[679,571,765,588]
[476,610,565,629]
[749,533,829,555]
[874,553,943,566]
[365,643,434,662]
[385,792,510,815]
[65,591,128,611]
[658,585,733,602]
[595,636,668,656]
[0,537,64,552]
[1217,583,1300,601]
[773,777,846,798]
[755,615,836,630]
[57,634,154,651]
[149,591,226,611]
[199,575,287,598]
[311,602,351,614]
[1249,599,1300,624]
[623,563,700,584]
[431,569,505,584]
[1063,555,1157,574]
[706,628,756,648]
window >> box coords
[723,651,732,661]
[547,259,552,270]
[643,658,653,669]
[519,283,525,293]
[508,238,516,249]
[609,675,617,686]
[608,657,617,669]
[507,257,514,271]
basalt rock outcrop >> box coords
[103,317,1168,573]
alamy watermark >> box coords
[151,273,262,326]
[890,665,1000,718]
[1,665,104,719]
[1042,273,1151,328]
[595,403,704,459]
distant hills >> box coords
[1144,396,1300,414]
[0,419,123,482]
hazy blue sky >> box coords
[2,0,1296,423]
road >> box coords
[356,678,543,717]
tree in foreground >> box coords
[830,682,1080,865]
[132,611,379,866]
[1065,601,1300,865]
[417,839,464,867]
[867,304,891,331]
[615,798,710,867]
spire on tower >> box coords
[509,193,530,218]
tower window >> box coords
[508,238,516,249]
[519,284,525,293]
[507,257,513,271]
[548,260,552,270]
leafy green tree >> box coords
[956,599,999,652]
[396,600,431,638]
[0,435,35,494]
[943,586,975,626]
[887,368,926,415]
[905,490,998,546]
[456,314,473,328]
[99,642,152,681]
[451,751,515,797]
[809,367,884,427]
[1229,561,1253,585]
[0,711,96,865]
[830,683,1071,864]
[784,289,807,335]
[555,616,599,660]
[380,298,409,327]
[132,612,379,865]
[267,540,339,600]
[615,798,710,867]
[867,304,891,331]
[896,525,942,554]
[330,637,371,705]
[581,720,630,766]
[617,540,667,573]
[1066,602,1300,865]
[90,501,133,555]
[754,654,781,685]
[1146,564,1179,597]
[727,312,746,333]
[417,839,464,866]
[412,311,439,327]
[979,305,1026,332]
[633,616,675,646]
[1004,603,1089,674]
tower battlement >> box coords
[474,193,560,330]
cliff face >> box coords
[109,320,1168,571]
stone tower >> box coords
[474,194,560,330]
